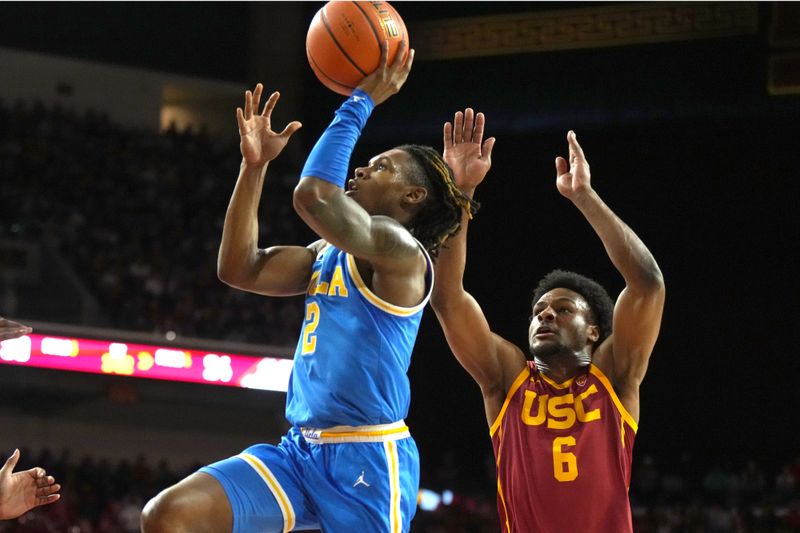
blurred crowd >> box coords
[2,100,799,533]
[1,98,313,347]
[628,450,800,533]
[1,447,797,532]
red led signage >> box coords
[0,333,292,392]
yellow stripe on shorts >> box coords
[384,440,402,533]
[238,453,296,532]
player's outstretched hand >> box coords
[236,84,302,167]
[357,40,414,106]
[0,317,32,342]
[0,449,61,520]
[443,108,495,194]
[555,130,592,201]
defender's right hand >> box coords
[236,84,302,166]
[443,108,495,195]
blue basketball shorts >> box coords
[199,421,420,532]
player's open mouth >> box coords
[535,327,555,338]
[346,178,358,195]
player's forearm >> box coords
[293,89,395,258]
[431,207,471,310]
[217,161,269,285]
[573,189,663,289]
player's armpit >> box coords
[611,282,665,382]
[595,280,665,421]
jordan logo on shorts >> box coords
[353,471,370,488]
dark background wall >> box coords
[1,1,798,487]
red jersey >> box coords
[490,362,637,533]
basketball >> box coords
[306,1,409,96]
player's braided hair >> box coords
[395,144,479,259]
[532,270,615,345]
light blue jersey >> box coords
[286,242,433,428]
[201,241,431,532]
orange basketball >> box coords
[306,1,409,96]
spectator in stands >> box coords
[1,101,307,346]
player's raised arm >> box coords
[217,84,315,297]
[556,131,665,421]
[431,109,524,411]
[293,41,420,268]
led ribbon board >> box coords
[0,334,292,392]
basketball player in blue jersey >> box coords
[142,41,477,533]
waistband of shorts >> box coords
[300,420,410,444]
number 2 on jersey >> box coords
[301,302,320,355]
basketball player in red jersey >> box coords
[432,111,665,532]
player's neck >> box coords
[534,351,591,383]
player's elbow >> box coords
[217,259,252,290]
[293,177,326,215]
[430,287,462,317]
[217,264,242,288]
[631,260,665,297]
[642,267,665,297]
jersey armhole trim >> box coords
[589,364,638,433]
[344,246,432,317]
[489,366,530,437]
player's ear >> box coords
[403,186,427,205]
[586,325,600,344]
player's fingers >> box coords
[482,137,496,162]
[37,493,60,507]
[236,108,246,133]
[37,482,60,496]
[1,328,30,340]
[463,108,475,143]
[253,84,263,110]
[379,40,389,69]
[35,472,53,487]
[0,318,28,329]
[279,121,303,139]
[244,90,253,119]
[1,449,19,474]
[555,156,569,176]
[392,39,407,69]
[453,111,464,144]
[262,91,279,117]
[473,112,485,146]
[567,130,585,161]
[402,47,415,74]
[443,121,453,149]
